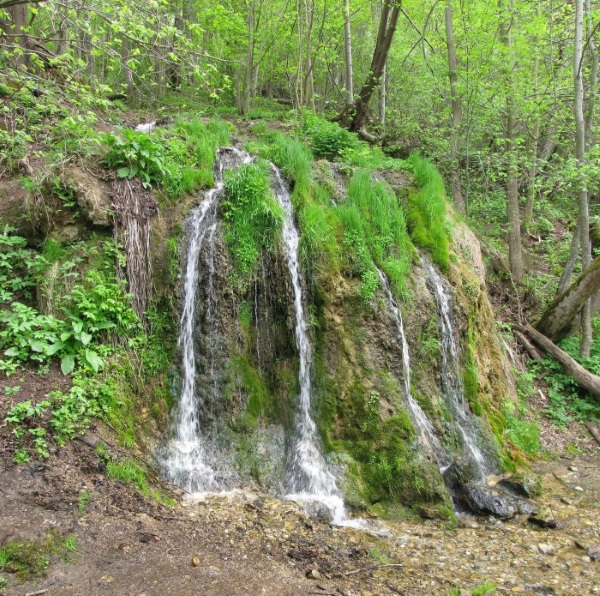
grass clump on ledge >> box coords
[406,153,451,272]
[222,161,283,283]
[340,170,413,301]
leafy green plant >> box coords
[102,128,171,188]
[222,162,283,280]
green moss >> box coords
[0,531,76,581]
[231,355,274,423]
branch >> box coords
[0,0,46,9]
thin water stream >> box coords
[270,166,348,525]
[159,148,251,493]
[421,256,488,479]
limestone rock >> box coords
[62,166,112,227]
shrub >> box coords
[300,112,359,159]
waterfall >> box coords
[159,148,252,494]
[376,268,447,468]
[271,165,346,524]
[420,257,488,478]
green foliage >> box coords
[222,162,283,280]
[300,112,359,159]
[406,153,451,272]
[530,330,600,425]
[257,132,313,203]
[0,225,140,376]
[161,118,232,198]
[102,128,170,188]
[0,223,37,302]
[504,402,541,456]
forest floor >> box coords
[1,395,599,596]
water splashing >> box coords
[421,256,488,478]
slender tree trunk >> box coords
[346,1,401,133]
[303,0,315,111]
[445,0,464,214]
[574,0,592,356]
[524,50,540,231]
[557,220,581,297]
[5,4,29,67]
[344,0,354,107]
[122,38,135,99]
[379,63,386,126]
[499,0,525,283]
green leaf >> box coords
[29,340,45,353]
[80,332,93,346]
[4,347,20,357]
[84,349,103,373]
[117,167,130,178]
[72,320,83,334]
[46,341,65,356]
[61,354,75,375]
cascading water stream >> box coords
[420,257,488,479]
[159,148,252,494]
[376,268,448,469]
[270,166,347,524]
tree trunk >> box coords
[346,1,401,133]
[445,0,464,214]
[343,0,354,107]
[536,255,600,342]
[556,220,580,297]
[5,3,29,67]
[574,0,592,356]
[516,324,600,397]
[379,63,386,126]
[499,0,525,283]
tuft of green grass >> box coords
[257,132,313,204]
[339,169,413,300]
[471,581,497,595]
[222,161,283,282]
[406,153,451,271]
[106,458,149,494]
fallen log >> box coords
[514,323,600,397]
[514,330,543,361]
[584,421,600,446]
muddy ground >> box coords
[1,405,599,596]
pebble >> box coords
[575,486,584,492]
[537,543,556,556]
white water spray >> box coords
[377,268,447,467]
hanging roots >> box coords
[111,178,159,326]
